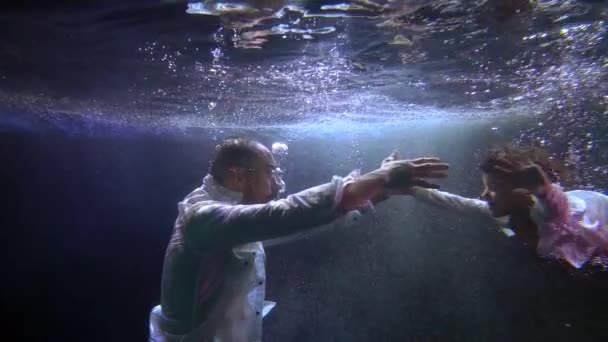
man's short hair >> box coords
[209,138,264,185]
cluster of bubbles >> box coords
[1,1,606,188]
[271,142,288,165]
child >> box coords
[394,146,608,269]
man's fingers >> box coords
[410,157,442,164]
[413,162,450,172]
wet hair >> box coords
[209,138,264,185]
[480,145,569,185]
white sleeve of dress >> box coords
[411,187,514,237]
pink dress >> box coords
[412,185,608,269]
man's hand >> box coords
[380,150,449,194]
[381,150,400,167]
[340,150,448,210]
[369,150,401,204]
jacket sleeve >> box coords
[182,175,353,252]
[261,170,371,247]
[262,208,368,247]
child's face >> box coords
[481,173,533,217]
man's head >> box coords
[479,145,566,217]
[209,138,284,204]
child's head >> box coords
[478,145,566,217]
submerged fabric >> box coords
[412,186,608,269]
[532,188,608,268]
[150,172,362,342]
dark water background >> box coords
[2,117,607,341]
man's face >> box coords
[241,143,284,204]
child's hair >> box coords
[480,145,570,185]
[482,145,573,262]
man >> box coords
[149,138,448,341]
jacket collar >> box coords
[201,174,243,204]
